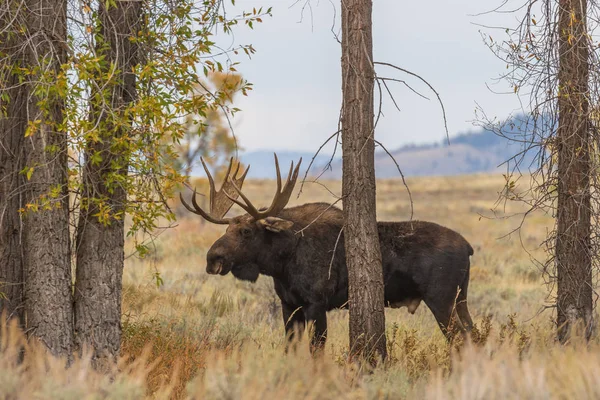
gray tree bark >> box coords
[341,0,387,361]
[74,0,140,364]
[0,21,26,326]
[21,0,73,356]
[556,0,594,342]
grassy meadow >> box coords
[4,173,600,399]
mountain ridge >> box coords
[192,121,537,179]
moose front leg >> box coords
[304,305,328,355]
[282,301,305,351]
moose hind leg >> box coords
[456,268,474,332]
[456,299,473,332]
[426,300,466,342]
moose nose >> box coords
[206,249,225,275]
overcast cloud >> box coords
[216,0,521,152]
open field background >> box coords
[5,173,600,399]
[120,173,564,398]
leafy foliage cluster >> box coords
[1,0,269,250]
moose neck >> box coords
[255,232,297,280]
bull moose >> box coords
[181,155,474,351]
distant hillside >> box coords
[191,120,540,179]
[316,121,538,179]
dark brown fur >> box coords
[203,202,474,351]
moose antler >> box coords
[226,153,301,220]
[180,157,249,224]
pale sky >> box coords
[217,0,521,152]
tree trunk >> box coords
[0,24,26,326]
[21,0,73,356]
[340,0,387,361]
[556,0,594,342]
[74,0,140,364]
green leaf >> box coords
[152,271,164,288]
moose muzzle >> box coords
[206,248,227,275]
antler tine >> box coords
[179,192,198,214]
[225,179,262,219]
[262,156,301,216]
[190,189,231,224]
[273,153,282,195]
[284,158,294,196]
[179,190,230,225]
[222,157,234,187]
[268,157,301,215]
[228,157,241,182]
[200,158,217,212]
[230,160,249,184]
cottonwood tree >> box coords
[73,0,142,364]
[0,0,267,361]
[481,0,599,341]
[69,0,266,364]
[0,0,26,329]
[0,0,73,356]
[554,0,594,342]
[341,0,387,361]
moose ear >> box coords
[257,217,294,233]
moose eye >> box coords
[240,227,252,237]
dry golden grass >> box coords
[4,173,600,399]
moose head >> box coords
[180,155,302,282]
